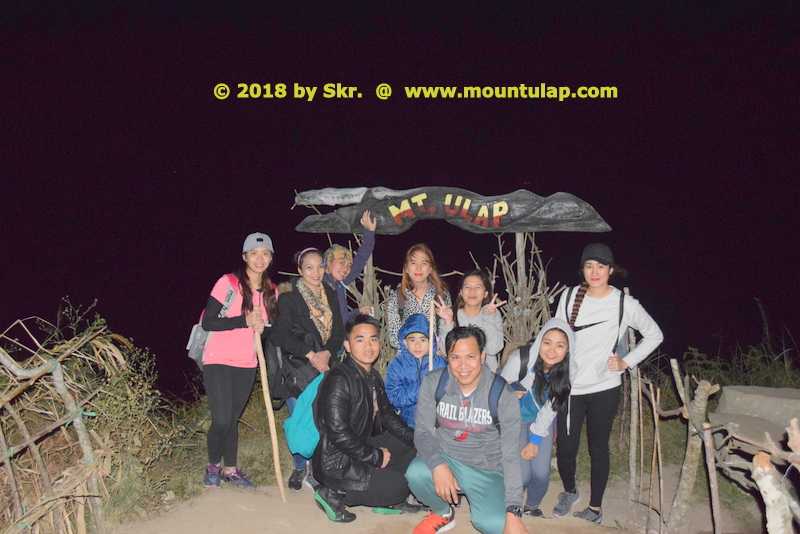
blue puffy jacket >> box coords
[385,314,448,428]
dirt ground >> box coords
[111,473,763,534]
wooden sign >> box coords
[295,187,610,235]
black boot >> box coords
[314,487,356,523]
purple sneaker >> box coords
[204,464,221,488]
[223,469,256,488]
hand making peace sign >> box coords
[483,293,508,314]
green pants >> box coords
[405,453,507,534]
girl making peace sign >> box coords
[440,269,507,371]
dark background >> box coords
[2,4,797,397]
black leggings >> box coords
[556,386,620,508]
[203,364,257,466]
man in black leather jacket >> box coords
[312,314,420,522]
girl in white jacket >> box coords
[552,243,663,524]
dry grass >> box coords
[0,301,208,533]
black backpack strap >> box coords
[566,286,575,311]
[433,370,448,429]
[518,342,532,383]
[395,283,406,315]
[612,290,625,354]
[488,374,506,433]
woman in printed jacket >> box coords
[385,243,452,351]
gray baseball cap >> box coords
[242,233,274,253]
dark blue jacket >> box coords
[385,314,447,428]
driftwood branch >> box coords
[640,385,685,418]
[494,233,563,359]
[751,453,793,533]
[665,379,719,534]
[4,402,65,533]
[627,367,640,502]
[0,424,24,522]
[702,423,722,534]
[670,359,687,408]
[4,462,101,534]
[625,286,639,503]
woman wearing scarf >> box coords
[272,247,345,493]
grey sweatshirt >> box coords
[439,309,505,363]
[414,364,523,508]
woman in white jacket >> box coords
[551,243,663,524]
[500,317,574,517]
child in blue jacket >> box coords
[385,313,447,428]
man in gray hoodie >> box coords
[406,325,529,534]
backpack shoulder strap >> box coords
[563,285,576,325]
[225,273,240,292]
[396,283,406,314]
[433,370,448,429]
[434,370,448,404]
[488,374,506,433]
[612,290,625,353]
[518,342,532,383]
[219,274,239,318]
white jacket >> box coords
[556,286,663,396]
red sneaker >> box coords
[412,508,455,534]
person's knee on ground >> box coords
[470,508,506,534]
[405,457,451,515]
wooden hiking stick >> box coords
[255,331,286,503]
[429,300,435,371]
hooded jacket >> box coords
[500,317,575,445]
[385,314,447,428]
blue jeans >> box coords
[406,453,507,534]
[285,397,309,471]
[520,419,555,509]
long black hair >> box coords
[532,327,571,412]
[236,265,278,319]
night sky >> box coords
[2,5,797,397]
